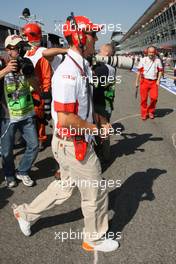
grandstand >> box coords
[116,0,176,56]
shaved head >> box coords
[147,46,157,60]
[148,46,156,54]
[99,43,114,56]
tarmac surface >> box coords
[0,69,176,264]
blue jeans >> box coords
[1,117,39,181]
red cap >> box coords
[22,23,42,43]
[63,16,103,38]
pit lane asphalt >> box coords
[0,69,176,264]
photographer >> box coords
[0,35,39,188]
[93,43,116,163]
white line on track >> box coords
[111,114,176,151]
[172,133,176,149]
[112,114,140,124]
[93,250,98,264]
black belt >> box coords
[143,78,157,81]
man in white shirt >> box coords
[136,46,163,120]
[13,15,119,253]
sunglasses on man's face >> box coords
[6,46,18,51]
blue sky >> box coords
[0,0,154,47]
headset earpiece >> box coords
[71,31,86,49]
[68,12,87,49]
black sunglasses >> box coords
[6,46,19,51]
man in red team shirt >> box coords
[22,23,52,150]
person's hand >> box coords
[99,123,112,139]
[156,80,160,86]
[5,60,17,73]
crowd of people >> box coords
[0,14,170,252]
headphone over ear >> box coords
[66,13,87,49]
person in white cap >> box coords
[0,35,39,188]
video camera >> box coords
[15,42,34,78]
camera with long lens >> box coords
[15,42,34,78]
[92,54,134,70]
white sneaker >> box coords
[82,238,119,252]
[13,207,31,236]
[16,173,34,187]
[5,177,17,188]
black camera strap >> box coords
[83,60,91,120]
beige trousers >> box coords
[15,133,109,242]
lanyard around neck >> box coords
[67,54,85,77]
